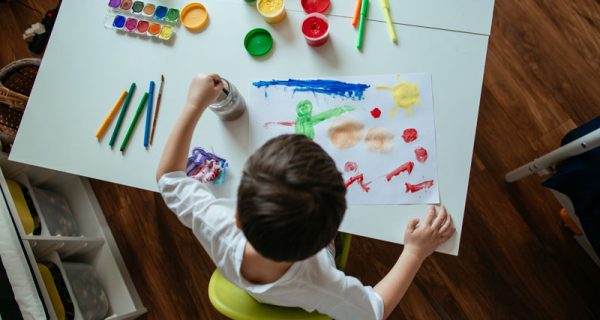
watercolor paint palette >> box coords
[105,13,175,40]
[108,0,180,24]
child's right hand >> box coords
[403,205,455,261]
[185,74,224,112]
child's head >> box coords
[237,134,347,262]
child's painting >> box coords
[248,73,439,205]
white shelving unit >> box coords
[0,157,146,320]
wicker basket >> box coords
[0,58,41,145]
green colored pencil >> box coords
[109,82,136,147]
[356,0,369,49]
[120,92,148,152]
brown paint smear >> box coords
[327,119,365,149]
[365,127,395,153]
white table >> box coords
[11,0,494,255]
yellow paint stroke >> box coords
[376,76,421,118]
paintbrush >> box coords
[149,74,164,146]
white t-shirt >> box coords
[159,172,384,320]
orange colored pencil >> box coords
[96,90,127,139]
[352,0,363,27]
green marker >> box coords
[120,92,148,152]
[109,82,136,147]
[356,0,369,49]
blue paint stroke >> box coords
[252,79,371,101]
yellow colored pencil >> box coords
[96,90,127,139]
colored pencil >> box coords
[96,90,127,140]
[120,92,148,152]
[352,0,362,27]
[149,74,164,146]
[356,0,369,49]
[144,81,155,148]
[380,0,397,43]
[109,83,136,147]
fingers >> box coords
[424,205,436,226]
[406,218,419,233]
[431,205,447,231]
[438,212,453,236]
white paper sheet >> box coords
[248,73,439,205]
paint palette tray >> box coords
[108,0,180,25]
[104,13,175,40]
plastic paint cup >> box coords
[257,0,286,24]
[165,8,180,23]
[132,1,144,13]
[108,0,122,9]
[159,25,174,40]
[143,3,156,16]
[120,0,133,10]
[181,3,209,31]
[136,20,150,33]
[154,6,168,20]
[301,0,330,14]
[125,17,138,31]
[301,13,329,46]
[148,23,161,35]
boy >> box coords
[156,74,455,320]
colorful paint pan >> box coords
[165,8,180,23]
[143,3,156,15]
[148,23,161,35]
[136,20,150,33]
[132,1,144,13]
[113,15,126,28]
[154,6,168,19]
[125,17,138,31]
[301,0,330,14]
[244,28,273,56]
[159,25,174,40]
[108,0,122,9]
[180,3,208,31]
[120,0,133,10]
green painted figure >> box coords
[294,100,355,139]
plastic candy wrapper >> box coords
[186,147,228,184]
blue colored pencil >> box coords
[144,81,155,148]
[109,82,136,147]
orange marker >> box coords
[96,90,127,139]
[352,0,362,27]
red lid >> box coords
[301,0,330,14]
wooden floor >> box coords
[2,0,599,319]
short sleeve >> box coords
[157,171,241,273]
[322,274,384,320]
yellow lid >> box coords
[181,2,209,31]
[6,180,34,235]
[38,264,66,320]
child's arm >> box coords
[156,74,224,181]
[374,205,455,319]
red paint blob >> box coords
[345,173,371,192]
[136,20,150,33]
[402,128,418,143]
[414,147,428,163]
[302,14,329,46]
[405,180,434,193]
[385,161,414,181]
[344,161,358,172]
[370,107,382,118]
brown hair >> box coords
[237,134,347,262]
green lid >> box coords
[244,28,273,57]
